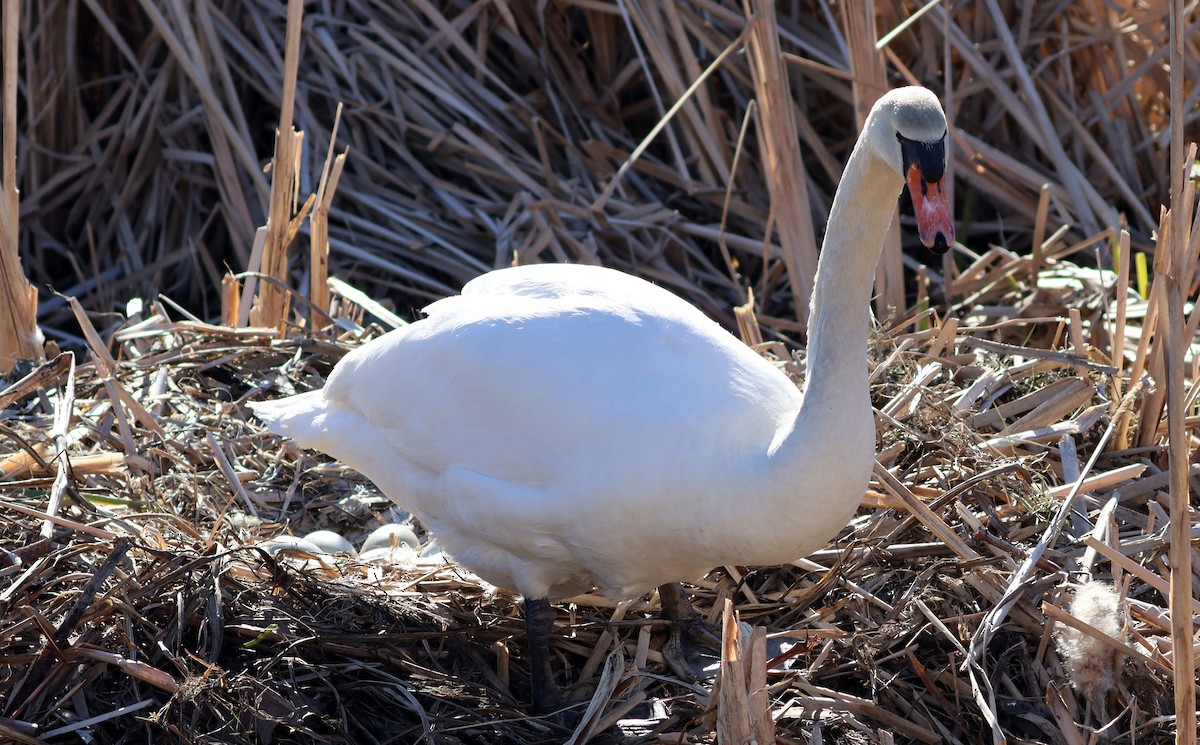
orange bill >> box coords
[906,163,955,252]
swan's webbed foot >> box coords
[658,582,722,682]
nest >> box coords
[0,240,1189,744]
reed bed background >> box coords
[1,0,1199,743]
[8,0,1196,333]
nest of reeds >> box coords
[0,239,1191,743]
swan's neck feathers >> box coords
[765,127,902,523]
[805,144,901,407]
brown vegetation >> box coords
[1,0,1198,743]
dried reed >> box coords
[4,1,1194,337]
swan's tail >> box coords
[248,390,328,443]
[250,390,378,475]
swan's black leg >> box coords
[658,582,722,682]
[524,597,562,717]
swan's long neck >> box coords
[740,128,906,562]
[779,130,903,458]
[804,141,901,407]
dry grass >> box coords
[0,242,1195,743]
[2,0,1200,743]
[8,0,1197,335]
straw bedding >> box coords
[0,246,1189,742]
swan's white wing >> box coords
[329,265,797,483]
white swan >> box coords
[251,86,954,715]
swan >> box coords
[250,85,954,716]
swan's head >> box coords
[869,87,955,253]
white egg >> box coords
[303,530,357,556]
[360,523,420,553]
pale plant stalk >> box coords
[1166,1,1196,742]
[0,0,41,372]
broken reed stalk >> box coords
[40,352,74,541]
[844,0,903,319]
[745,0,818,326]
[236,228,268,327]
[715,598,774,745]
[1166,1,1196,741]
[311,103,349,329]
[734,289,764,347]
[221,274,240,327]
[249,0,305,329]
[0,0,40,373]
[1113,229,1130,371]
[1029,183,1051,285]
[1166,201,1198,742]
[1136,242,1169,449]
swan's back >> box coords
[253,264,804,598]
